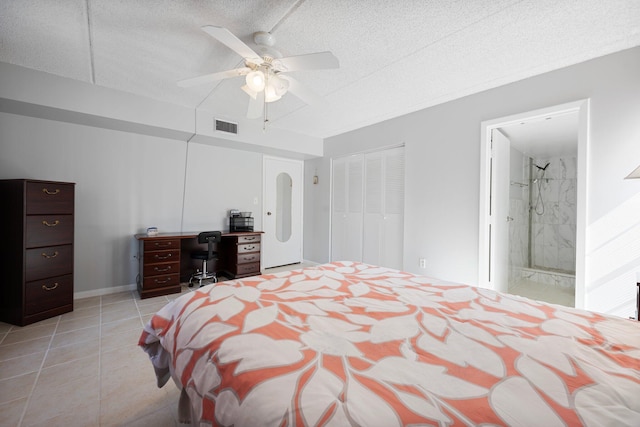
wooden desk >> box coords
[135,231,262,299]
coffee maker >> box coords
[229,209,254,232]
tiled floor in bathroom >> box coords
[0,262,315,427]
[508,278,575,308]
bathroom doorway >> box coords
[479,100,589,309]
[499,114,578,306]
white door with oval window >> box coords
[263,156,303,269]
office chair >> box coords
[188,231,222,288]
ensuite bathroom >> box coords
[501,113,579,307]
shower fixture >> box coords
[532,160,550,215]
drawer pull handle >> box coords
[42,220,60,227]
[154,266,172,272]
[155,253,172,260]
[244,256,256,261]
[42,282,59,291]
[42,188,60,195]
[154,242,172,248]
[245,237,256,241]
[42,251,59,259]
[245,246,255,251]
[154,278,171,284]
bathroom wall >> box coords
[531,156,578,273]
[508,146,530,283]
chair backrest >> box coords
[197,231,222,259]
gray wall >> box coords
[309,47,640,318]
[0,113,262,296]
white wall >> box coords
[316,47,640,318]
[0,113,186,294]
[303,157,331,263]
[0,113,266,295]
[182,142,263,233]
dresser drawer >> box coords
[25,274,73,315]
[236,253,260,264]
[143,262,180,277]
[237,234,261,244]
[26,215,73,248]
[144,239,180,251]
[143,273,180,290]
[235,262,261,277]
[143,249,179,264]
[26,182,74,215]
[25,245,73,282]
[237,243,260,254]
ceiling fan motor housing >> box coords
[253,31,283,61]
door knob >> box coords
[267,212,272,216]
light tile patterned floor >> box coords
[508,278,575,308]
[0,288,184,426]
[0,263,315,426]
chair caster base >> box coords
[188,272,217,289]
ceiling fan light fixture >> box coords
[270,74,290,96]
[264,84,282,103]
[246,70,265,92]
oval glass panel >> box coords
[276,172,292,242]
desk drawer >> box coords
[144,239,180,251]
[237,234,261,244]
[25,274,73,315]
[143,273,180,290]
[143,262,180,277]
[25,245,73,282]
[143,249,179,264]
[235,253,260,264]
[26,182,74,215]
[237,243,260,254]
[26,215,74,247]
[235,262,261,277]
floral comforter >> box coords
[139,261,640,426]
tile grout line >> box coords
[16,315,62,427]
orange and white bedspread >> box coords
[139,262,640,426]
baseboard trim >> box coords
[74,283,137,300]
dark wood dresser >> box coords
[220,232,262,279]
[136,236,182,299]
[0,179,75,326]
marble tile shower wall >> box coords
[530,156,577,273]
[508,148,530,284]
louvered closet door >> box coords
[362,147,404,270]
[331,155,364,262]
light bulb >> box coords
[264,84,281,103]
[245,70,265,92]
[270,75,290,96]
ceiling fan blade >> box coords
[201,25,263,65]
[280,76,325,105]
[275,51,339,72]
[177,67,251,87]
[247,91,264,119]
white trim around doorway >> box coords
[478,100,590,309]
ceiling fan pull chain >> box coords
[263,73,269,131]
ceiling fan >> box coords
[178,26,339,122]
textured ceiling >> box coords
[1,0,639,139]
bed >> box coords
[139,261,640,426]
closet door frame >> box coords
[330,144,405,267]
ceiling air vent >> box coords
[215,119,238,134]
